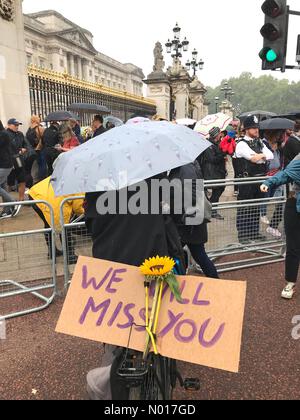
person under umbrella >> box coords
[261,153,300,300]
[51,121,211,400]
[43,121,61,175]
[92,115,106,138]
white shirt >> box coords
[235,136,274,164]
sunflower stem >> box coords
[143,279,162,360]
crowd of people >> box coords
[0,114,108,218]
[1,111,300,304]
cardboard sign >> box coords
[56,257,247,373]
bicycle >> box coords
[115,257,200,401]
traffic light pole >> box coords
[286,8,300,70]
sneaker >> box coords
[0,211,13,219]
[261,216,270,225]
[281,283,296,300]
[266,227,282,239]
[11,205,21,217]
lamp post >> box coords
[221,81,233,100]
[215,96,220,113]
[165,23,190,60]
[185,48,205,79]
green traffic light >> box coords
[266,49,278,62]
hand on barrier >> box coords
[260,184,269,193]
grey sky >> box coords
[23,0,300,87]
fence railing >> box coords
[0,200,57,320]
[28,69,157,125]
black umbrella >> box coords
[259,118,295,131]
[68,103,110,115]
[276,111,300,121]
[239,110,277,122]
[45,111,75,122]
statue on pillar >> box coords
[0,0,14,21]
[153,42,165,72]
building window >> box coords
[60,59,64,67]
[26,55,32,65]
[39,58,45,68]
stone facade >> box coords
[23,10,144,96]
[0,0,31,126]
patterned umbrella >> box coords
[194,113,233,137]
[51,121,211,195]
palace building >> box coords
[23,10,144,97]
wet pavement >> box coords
[1,263,300,400]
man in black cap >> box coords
[6,118,27,202]
[235,115,274,244]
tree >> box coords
[206,72,300,116]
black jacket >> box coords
[199,138,226,180]
[0,131,13,169]
[43,125,60,149]
[85,179,171,267]
[284,136,300,168]
[93,126,106,138]
[169,161,208,245]
[6,129,27,155]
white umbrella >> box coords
[194,113,233,137]
[51,121,211,195]
[176,118,197,126]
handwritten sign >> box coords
[56,257,247,373]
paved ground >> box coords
[1,263,300,401]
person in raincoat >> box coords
[261,153,300,300]
[28,177,84,263]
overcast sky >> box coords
[23,0,300,87]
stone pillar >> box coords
[69,54,75,77]
[0,0,31,128]
[83,59,89,81]
[51,48,61,72]
[189,77,208,121]
[167,59,192,120]
[76,56,82,80]
[144,73,170,120]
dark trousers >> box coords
[232,158,240,193]
[24,155,37,188]
[188,243,219,279]
[237,183,264,240]
[44,148,60,176]
[210,187,225,215]
[285,198,300,283]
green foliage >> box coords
[206,72,300,116]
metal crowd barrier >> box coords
[201,177,286,273]
[60,177,288,288]
[60,196,92,291]
[0,200,57,320]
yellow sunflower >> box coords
[140,256,176,277]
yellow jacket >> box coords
[29,177,84,231]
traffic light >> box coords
[259,0,289,71]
